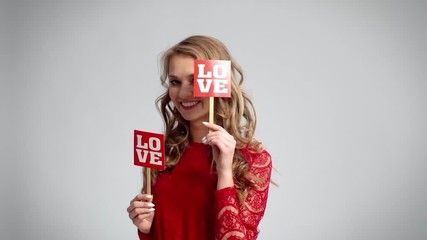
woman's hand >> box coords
[127,193,155,234]
[202,122,236,189]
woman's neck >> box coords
[190,121,208,143]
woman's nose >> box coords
[178,83,193,98]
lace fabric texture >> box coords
[214,150,272,240]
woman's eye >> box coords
[168,79,180,86]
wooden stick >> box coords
[209,96,214,124]
[146,168,151,195]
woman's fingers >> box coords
[203,131,236,149]
[202,122,232,134]
[129,205,156,219]
[206,135,234,149]
[133,212,154,223]
[127,194,155,219]
[127,194,153,213]
[202,123,234,142]
[202,121,218,129]
[130,193,153,204]
[201,123,236,166]
[128,194,155,233]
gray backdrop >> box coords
[1,0,426,239]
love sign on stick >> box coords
[194,60,231,98]
[134,130,165,170]
[134,130,165,194]
[194,60,231,124]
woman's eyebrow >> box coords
[168,74,194,80]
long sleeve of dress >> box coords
[214,150,272,240]
[138,230,151,240]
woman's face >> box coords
[168,54,209,124]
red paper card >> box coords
[194,60,231,98]
[134,130,165,170]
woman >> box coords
[127,35,272,240]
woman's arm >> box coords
[201,122,273,239]
[214,150,272,240]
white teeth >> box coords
[181,101,198,107]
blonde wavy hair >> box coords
[148,35,262,202]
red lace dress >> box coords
[138,142,272,240]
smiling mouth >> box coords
[180,101,199,110]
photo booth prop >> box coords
[134,130,165,194]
